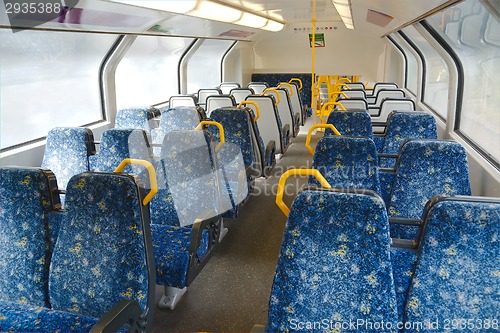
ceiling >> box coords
[219,0,453,36]
[0,0,454,39]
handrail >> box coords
[305,124,341,156]
[337,77,352,83]
[195,121,225,153]
[277,82,294,96]
[262,88,281,106]
[289,78,303,91]
[276,168,332,217]
[319,101,346,123]
[114,159,158,206]
[237,100,261,121]
[330,91,349,100]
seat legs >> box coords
[158,286,188,310]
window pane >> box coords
[403,26,450,119]
[187,39,234,93]
[426,0,500,162]
[0,30,116,150]
[393,33,419,95]
[116,36,194,109]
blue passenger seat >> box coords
[0,167,60,308]
[209,107,260,181]
[150,106,202,155]
[267,188,398,332]
[378,111,438,168]
[41,127,95,204]
[115,107,156,132]
[325,110,373,138]
[403,196,500,332]
[89,129,152,185]
[310,136,381,195]
[150,129,222,310]
[371,99,416,134]
[387,140,472,240]
[0,168,156,332]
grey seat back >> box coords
[246,95,285,154]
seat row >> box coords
[319,109,438,167]
[40,122,249,310]
[264,176,499,332]
[0,166,156,332]
[324,81,416,133]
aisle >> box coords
[153,120,321,332]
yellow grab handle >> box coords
[320,101,346,124]
[277,82,294,96]
[195,121,225,153]
[276,168,332,217]
[289,78,303,91]
[338,77,352,83]
[114,159,158,206]
[262,88,281,106]
[330,91,349,99]
[237,100,261,121]
[305,124,341,156]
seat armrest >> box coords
[186,211,221,285]
[90,300,144,333]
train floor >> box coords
[152,119,319,332]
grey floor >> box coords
[152,124,319,332]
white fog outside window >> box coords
[0,29,116,150]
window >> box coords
[402,26,450,119]
[391,33,419,96]
[0,29,116,150]
[426,0,500,163]
[186,39,235,94]
[116,36,194,109]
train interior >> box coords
[0,0,499,332]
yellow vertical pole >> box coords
[311,0,317,122]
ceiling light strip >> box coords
[109,0,284,32]
[332,0,354,29]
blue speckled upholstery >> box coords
[209,107,256,171]
[267,189,398,332]
[310,136,381,194]
[379,112,438,168]
[89,129,152,175]
[0,168,57,308]
[388,140,471,239]
[50,173,151,318]
[404,198,500,332]
[390,248,417,323]
[151,225,208,288]
[151,107,201,155]
[150,130,218,288]
[251,73,312,110]
[326,110,373,138]
[41,127,94,191]
[0,171,152,332]
[379,170,396,206]
[0,302,99,333]
[373,135,385,152]
[151,130,219,227]
[115,107,155,132]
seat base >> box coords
[158,286,188,310]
